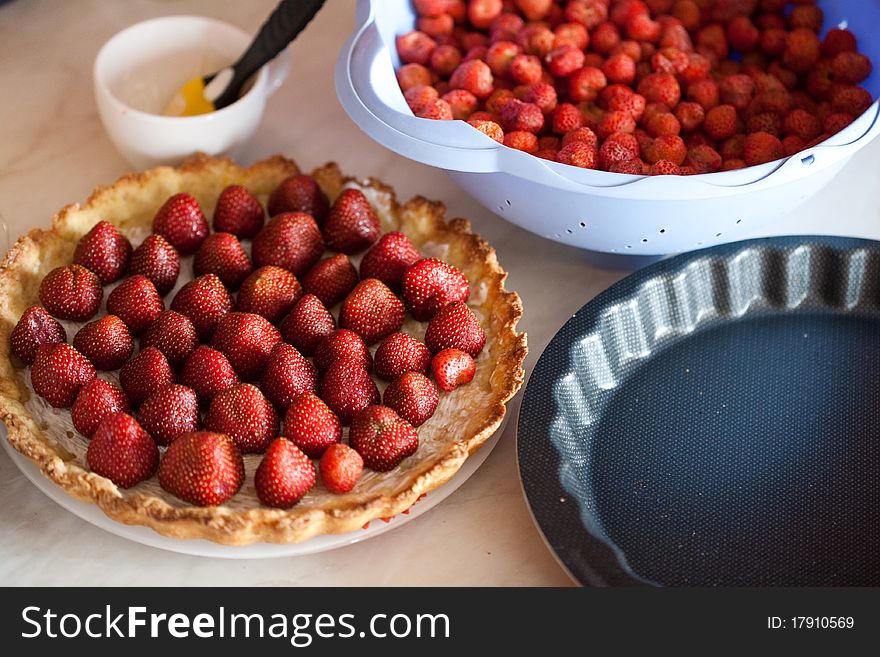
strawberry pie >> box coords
[0,154,525,545]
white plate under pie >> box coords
[1,416,507,558]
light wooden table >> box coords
[1,0,877,586]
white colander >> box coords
[336,0,880,256]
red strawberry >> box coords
[106,274,164,336]
[204,383,279,453]
[236,265,302,323]
[831,52,872,86]
[301,253,359,308]
[119,346,175,406]
[401,258,470,321]
[71,378,131,438]
[179,345,239,405]
[279,294,336,356]
[339,279,405,345]
[30,343,95,407]
[38,264,102,322]
[313,329,373,373]
[129,234,180,296]
[359,231,421,292]
[416,97,454,120]
[87,413,159,488]
[822,28,857,58]
[255,437,316,508]
[782,28,821,74]
[158,431,244,506]
[210,311,281,380]
[703,104,737,141]
[468,118,505,142]
[138,384,200,446]
[73,221,132,284]
[140,310,198,367]
[170,273,233,341]
[450,58,493,96]
[831,86,872,118]
[424,300,486,356]
[319,443,363,494]
[557,141,599,169]
[193,232,253,289]
[431,348,476,391]
[152,192,209,255]
[398,29,438,65]
[415,0,450,19]
[349,405,419,472]
[374,332,432,381]
[267,174,330,224]
[323,188,381,254]
[743,131,784,166]
[383,372,439,427]
[72,315,134,371]
[213,184,265,238]
[282,392,343,457]
[259,342,317,413]
[319,361,380,425]
[252,212,324,276]
[10,306,66,365]
[782,109,821,142]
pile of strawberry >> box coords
[11,174,486,509]
[396,0,873,174]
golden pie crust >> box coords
[0,154,526,545]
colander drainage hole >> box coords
[736,219,742,224]
[715,232,722,237]
[659,228,666,234]
[506,199,511,205]
[801,154,815,166]
[579,221,586,228]
[641,238,647,243]
[625,245,633,249]
[566,229,573,234]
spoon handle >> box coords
[213,0,326,110]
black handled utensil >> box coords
[163,0,325,116]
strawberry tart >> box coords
[0,154,526,545]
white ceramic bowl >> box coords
[336,0,880,256]
[94,15,290,169]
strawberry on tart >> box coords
[0,154,526,545]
